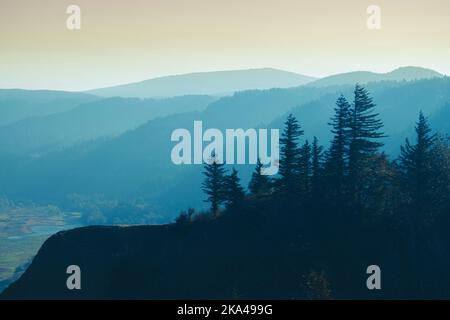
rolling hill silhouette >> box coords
[0,95,215,155]
[1,78,449,218]
[308,66,443,88]
[0,90,99,127]
[87,68,317,98]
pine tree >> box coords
[399,111,436,221]
[311,136,324,199]
[248,159,271,196]
[324,95,351,199]
[397,113,439,291]
[224,168,245,209]
[201,152,226,215]
[298,140,311,196]
[278,114,303,195]
[347,85,384,206]
[348,85,384,155]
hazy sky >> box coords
[1,0,449,91]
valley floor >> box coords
[0,203,82,292]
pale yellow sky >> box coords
[1,0,449,90]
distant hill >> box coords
[308,67,444,88]
[430,103,450,134]
[87,68,316,98]
[0,85,344,208]
[0,95,215,155]
[0,90,99,127]
[2,78,449,217]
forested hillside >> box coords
[2,85,449,299]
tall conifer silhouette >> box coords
[278,114,303,196]
[202,152,226,215]
[347,85,384,207]
[399,111,436,220]
[324,95,351,201]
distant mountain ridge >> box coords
[307,66,444,87]
[0,95,215,155]
[0,90,99,127]
[2,78,449,218]
[87,68,316,98]
[86,66,444,99]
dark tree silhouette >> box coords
[224,168,245,209]
[324,95,351,202]
[347,85,384,207]
[311,137,323,179]
[399,111,436,221]
[190,92,450,299]
[248,158,271,196]
[278,114,303,196]
[396,112,445,295]
[176,208,195,224]
[298,140,311,197]
[311,136,324,200]
[201,152,226,215]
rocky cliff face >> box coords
[1,209,315,300]
[3,200,440,300]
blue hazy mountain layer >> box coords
[0,95,215,155]
[0,90,100,127]
[0,76,449,221]
[87,68,317,98]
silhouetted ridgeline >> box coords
[2,210,321,299]
[1,197,449,299]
